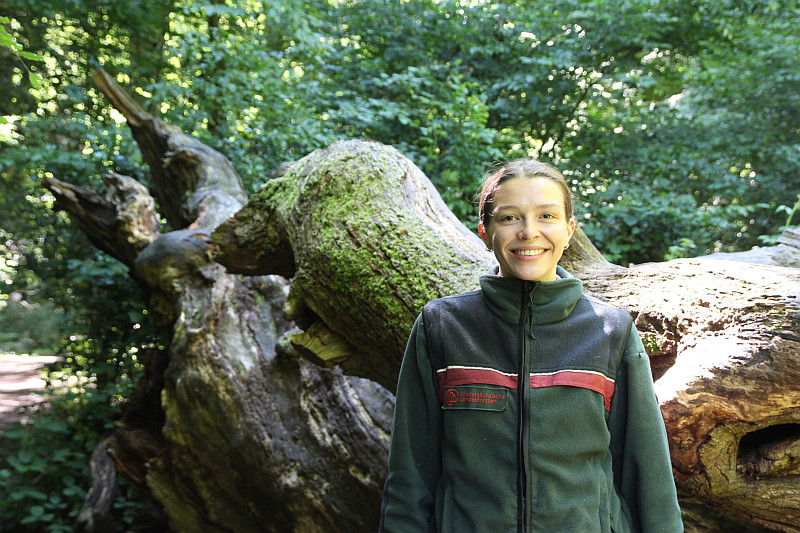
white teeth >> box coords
[516,249,544,256]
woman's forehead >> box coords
[492,177,567,203]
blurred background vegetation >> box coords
[1,0,798,529]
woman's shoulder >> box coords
[576,293,634,327]
[424,289,482,308]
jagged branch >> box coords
[92,69,247,231]
[43,173,159,268]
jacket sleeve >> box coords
[608,324,684,532]
[378,313,443,533]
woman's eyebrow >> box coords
[493,201,562,211]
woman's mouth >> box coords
[513,248,546,257]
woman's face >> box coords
[480,177,576,282]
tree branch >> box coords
[43,173,159,268]
[92,69,247,231]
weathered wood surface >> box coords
[44,70,800,532]
[47,73,395,532]
[582,259,800,531]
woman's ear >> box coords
[478,223,491,250]
[567,217,577,237]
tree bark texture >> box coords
[582,259,800,531]
[45,70,800,532]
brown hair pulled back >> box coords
[478,159,574,228]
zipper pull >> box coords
[526,282,536,338]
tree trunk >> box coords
[45,70,800,532]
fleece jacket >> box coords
[379,267,683,533]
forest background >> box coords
[1,0,799,529]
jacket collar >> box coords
[479,266,583,325]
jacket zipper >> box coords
[517,282,535,533]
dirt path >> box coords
[0,353,58,433]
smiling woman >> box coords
[379,159,684,532]
[478,172,576,282]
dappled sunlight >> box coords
[0,353,58,423]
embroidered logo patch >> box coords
[441,386,507,411]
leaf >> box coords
[28,73,43,89]
[0,27,18,48]
[19,50,44,61]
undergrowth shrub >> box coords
[0,365,147,532]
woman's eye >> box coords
[501,214,518,222]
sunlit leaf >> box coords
[19,50,44,61]
[28,72,43,88]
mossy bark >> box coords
[214,139,494,391]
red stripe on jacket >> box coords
[437,367,615,411]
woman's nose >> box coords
[518,220,540,240]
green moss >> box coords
[639,332,666,356]
[249,141,486,357]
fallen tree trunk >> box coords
[45,70,800,532]
[582,259,800,531]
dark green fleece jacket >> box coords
[379,267,683,533]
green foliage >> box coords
[0,255,163,530]
[0,379,145,531]
[562,0,800,259]
[0,15,46,112]
[284,0,799,259]
[2,0,800,527]
[0,8,164,525]
[578,175,771,264]
[759,194,800,245]
[0,245,163,529]
[779,195,800,232]
[0,299,65,354]
[6,0,791,263]
[144,0,337,192]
